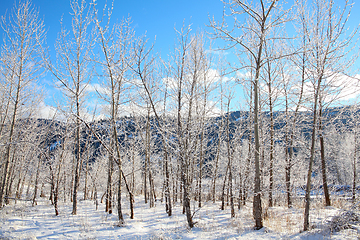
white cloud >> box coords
[205,68,221,83]
[85,83,109,95]
[205,49,229,56]
[162,68,226,91]
[36,101,57,119]
[324,73,360,102]
[300,72,360,104]
[236,71,252,82]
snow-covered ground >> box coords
[0,196,359,239]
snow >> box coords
[0,196,359,239]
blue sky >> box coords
[1,0,360,118]
[0,0,226,118]
[0,0,224,58]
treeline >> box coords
[0,0,359,231]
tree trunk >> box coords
[304,76,322,231]
[181,163,194,228]
[352,123,358,202]
[84,155,89,201]
[72,105,81,215]
[285,159,292,208]
[243,88,253,206]
[253,41,263,230]
[112,120,125,222]
[164,152,172,216]
[211,120,223,203]
[32,156,42,207]
[117,164,124,225]
[221,163,229,211]
[318,107,331,206]
[267,77,275,208]
[198,127,204,208]
[106,156,113,214]
[144,151,148,204]
[0,89,20,208]
[229,166,235,218]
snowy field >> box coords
[0,195,359,239]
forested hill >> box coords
[25,105,359,165]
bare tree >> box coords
[92,0,137,222]
[299,0,358,231]
[51,120,71,215]
[284,29,307,208]
[169,27,215,228]
[262,45,283,208]
[225,91,235,217]
[0,0,45,208]
[44,0,93,215]
[132,34,174,217]
[210,73,227,204]
[210,0,289,229]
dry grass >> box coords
[263,206,303,233]
[331,197,352,209]
[292,197,305,209]
[260,195,356,234]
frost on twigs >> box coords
[329,210,360,232]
